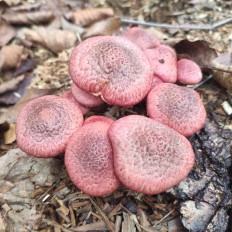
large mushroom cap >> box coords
[147,83,206,137]
[16,95,83,158]
[108,115,195,195]
[69,36,152,106]
[124,27,160,50]
[65,121,120,196]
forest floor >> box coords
[0,0,232,231]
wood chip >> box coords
[90,197,115,232]
[121,212,136,232]
[115,215,122,232]
[69,205,76,227]
[70,201,90,210]
[2,203,11,213]
[71,221,108,231]
[221,101,232,115]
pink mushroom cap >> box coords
[151,75,163,88]
[144,45,177,83]
[84,115,114,125]
[123,27,160,50]
[177,59,203,84]
[16,95,83,158]
[108,115,195,195]
[147,83,206,137]
[69,36,152,106]
[65,121,121,196]
[71,83,104,108]
[63,90,90,115]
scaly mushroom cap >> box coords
[63,90,90,115]
[177,59,202,84]
[124,27,160,50]
[144,45,177,83]
[69,36,152,106]
[16,95,83,158]
[71,83,104,108]
[147,83,206,137]
[65,121,120,196]
[108,115,195,195]
[84,115,114,125]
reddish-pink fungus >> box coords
[69,36,152,106]
[147,83,206,137]
[16,95,83,158]
[124,27,160,50]
[84,115,114,125]
[63,90,90,115]
[177,59,202,84]
[71,83,104,108]
[144,45,177,83]
[65,121,120,196]
[108,115,195,195]
[151,75,163,88]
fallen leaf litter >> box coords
[0,1,232,231]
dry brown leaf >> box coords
[2,10,54,25]
[10,2,41,11]
[0,75,25,94]
[0,75,33,105]
[0,88,57,124]
[1,0,20,6]
[0,21,16,47]
[84,17,121,38]
[23,27,77,54]
[61,17,85,35]
[0,45,26,70]
[4,123,16,144]
[211,53,232,92]
[66,8,114,26]
[174,40,217,68]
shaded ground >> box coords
[0,0,232,231]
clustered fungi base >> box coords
[16,27,206,196]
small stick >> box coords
[153,209,175,227]
[89,197,115,232]
[191,74,213,90]
[120,17,232,30]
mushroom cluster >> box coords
[16,27,207,196]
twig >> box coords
[152,209,175,227]
[204,66,232,74]
[190,74,213,90]
[121,205,158,232]
[89,197,115,232]
[120,17,232,30]
[43,218,72,232]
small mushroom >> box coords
[177,59,202,84]
[16,95,83,157]
[123,27,160,50]
[63,90,90,115]
[147,83,206,137]
[84,115,114,125]
[71,82,104,108]
[69,36,152,106]
[108,115,195,195]
[65,121,120,196]
[144,45,177,83]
